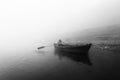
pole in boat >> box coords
[37,39,62,50]
[37,45,52,50]
[37,46,45,49]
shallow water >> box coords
[0,44,120,80]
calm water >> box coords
[0,44,120,80]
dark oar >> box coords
[37,46,45,49]
[37,44,53,50]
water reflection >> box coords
[35,50,46,55]
[54,50,92,66]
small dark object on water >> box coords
[38,46,45,49]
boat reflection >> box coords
[54,50,92,66]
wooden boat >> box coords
[54,40,92,54]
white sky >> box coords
[0,0,120,47]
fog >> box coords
[0,0,120,49]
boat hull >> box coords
[54,43,92,54]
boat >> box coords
[54,40,92,54]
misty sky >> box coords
[0,0,120,47]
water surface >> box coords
[0,44,120,80]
